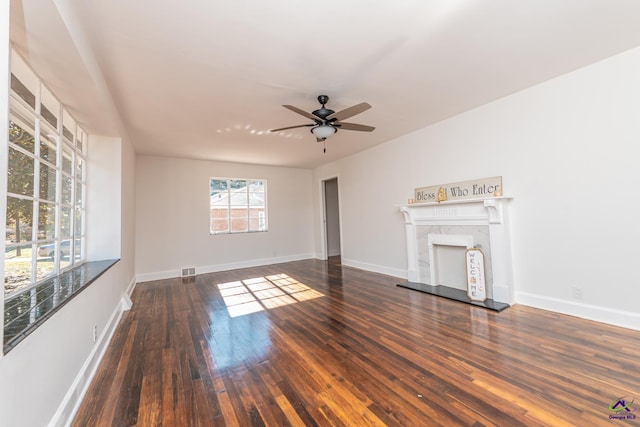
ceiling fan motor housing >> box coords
[313,108,335,120]
[313,95,335,119]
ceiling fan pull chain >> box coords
[323,139,326,153]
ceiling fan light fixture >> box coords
[311,124,337,139]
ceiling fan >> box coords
[270,95,375,145]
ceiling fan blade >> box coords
[327,102,371,121]
[270,124,314,132]
[282,105,318,121]
[336,122,375,132]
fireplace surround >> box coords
[398,197,514,310]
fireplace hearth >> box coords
[396,281,509,311]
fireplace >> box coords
[398,197,513,310]
[429,234,473,290]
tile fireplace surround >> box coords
[399,197,514,309]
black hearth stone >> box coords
[396,282,510,312]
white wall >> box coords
[313,47,640,330]
[135,156,314,281]
[86,136,121,260]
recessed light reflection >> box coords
[213,123,303,139]
[217,274,324,318]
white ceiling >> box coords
[10,0,640,168]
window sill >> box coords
[3,259,119,354]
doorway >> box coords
[323,177,341,260]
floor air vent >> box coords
[181,267,196,278]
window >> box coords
[210,178,267,234]
[4,51,87,298]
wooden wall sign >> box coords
[466,248,487,302]
[414,176,502,203]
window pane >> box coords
[41,106,58,129]
[249,207,266,232]
[210,201,228,234]
[62,148,72,174]
[39,164,56,201]
[7,147,35,196]
[230,189,248,208]
[40,85,60,129]
[10,51,38,110]
[62,108,76,143]
[61,175,73,205]
[60,206,72,238]
[249,213,266,232]
[38,203,56,240]
[210,179,228,191]
[60,256,70,270]
[75,157,84,181]
[6,197,33,242]
[73,238,82,263]
[74,207,83,238]
[62,127,73,142]
[249,206,266,218]
[249,191,265,207]
[9,120,35,153]
[231,218,248,233]
[210,219,229,234]
[36,257,55,283]
[10,74,36,109]
[249,209,266,231]
[230,208,246,218]
[229,179,246,190]
[76,131,84,152]
[210,194,227,211]
[249,180,265,191]
[74,179,83,207]
[4,243,33,295]
[37,241,55,259]
[210,179,228,197]
[39,124,58,164]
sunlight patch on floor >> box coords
[217,274,324,317]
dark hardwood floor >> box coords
[72,257,640,426]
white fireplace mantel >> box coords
[399,197,514,304]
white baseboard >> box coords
[49,299,125,427]
[136,268,181,283]
[516,291,640,331]
[136,253,316,283]
[121,276,136,310]
[125,275,137,296]
[341,258,407,280]
[197,253,315,275]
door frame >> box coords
[319,175,343,260]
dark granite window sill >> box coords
[3,259,119,354]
